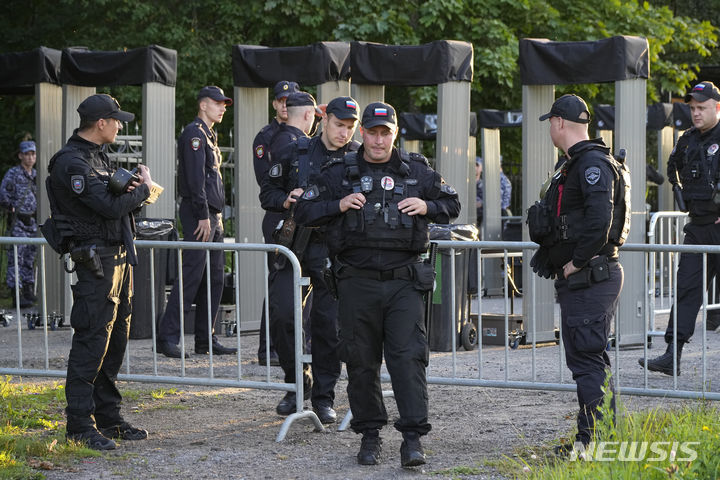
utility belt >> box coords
[338,264,414,281]
[689,213,720,225]
[565,255,615,290]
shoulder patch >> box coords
[441,183,457,195]
[584,166,601,185]
[255,144,265,159]
[269,163,282,178]
[301,185,320,200]
[71,175,85,194]
[191,137,201,151]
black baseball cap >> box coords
[286,91,323,116]
[538,94,590,124]
[684,81,720,102]
[326,96,359,120]
[77,94,135,122]
[197,86,233,105]
[361,102,397,129]
[273,80,299,99]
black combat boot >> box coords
[638,341,683,376]
[400,431,426,467]
[357,429,382,465]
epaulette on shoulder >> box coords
[407,151,429,166]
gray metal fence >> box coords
[2,235,720,443]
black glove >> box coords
[530,247,555,279]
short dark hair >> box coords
[78,117,97,132]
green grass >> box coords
[0,376,181,479]
[497,387,720,479]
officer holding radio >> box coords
[45,93,151,450]
[532,94,628,451]
[156,86,236,359]
[640,81,720,376]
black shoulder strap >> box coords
[343,152,362,193]
[297,136,312,188]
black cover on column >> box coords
[232,42,350,87]
[0,47,61,94]
[594,105,615,131]
[594,103,675,131]
[672,102,692,130]
[476,109,522,129]
[399,112,477,140]
[59,45,177,87]
[647,103,673,130]
[519,36,649,85]
[351,40,473,86]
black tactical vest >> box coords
[328,152,430,253]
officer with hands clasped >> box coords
[530,94,629,452]
[260,95,360,424]
[639,81,720,376]
[295,102,460,467]
[45,94,151,450]
[156,86,237,359]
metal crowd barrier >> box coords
[2,236,720,444]
[0,236,321,441]
[646,211,720,337]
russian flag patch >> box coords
[374,108,388,116]
[346,100,357,109]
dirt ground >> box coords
[0,305,713,479]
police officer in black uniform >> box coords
[156,86,236,358]
[260,96,361,424]
[640,81,720,376]
[257,91,320,415]
[253,80,299,365]
[46,94,151,450]
[295,102,460,467]
[532,94,628,451]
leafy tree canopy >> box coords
[0,0,717,170]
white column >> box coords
[233,86,269,332]
[436,81,471,224]
[142,82,175,219]
[522,84,558,343]
[614,78,647,345]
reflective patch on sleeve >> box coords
[191,137,201,151]
[441,183,457,195]
[584,167,601,185]
[71,175,85,194]
[269,164,282,178]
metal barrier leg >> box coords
[276,410,325,442]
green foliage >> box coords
[0,0,718,176]
[500,397,720,479]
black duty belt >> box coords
[95,245,125,256]
[342,265,413,281]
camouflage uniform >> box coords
[0,165,37,290]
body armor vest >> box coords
[527,148,630,247]
[328,152,430,253]
[677,131,720,203]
